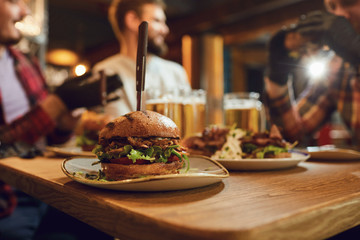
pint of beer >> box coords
[145,99,184,135]
[182,90,206,138]
[145,100,167,115]
[145,89,206,138]
[223,92,265,132]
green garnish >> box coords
[76,135,97,146]
[127,149,155,163]
[253,145,288,159]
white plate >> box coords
[214,151,310,171]
[306,146,360,160]
[46,146,95,157]
[61,156,229,191]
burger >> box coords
[75,111,111,151]
[92,110,189,181]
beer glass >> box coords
[223,92,265,132]
[182,89,206,138]
[145,89,206,138]
[145,89,183,132]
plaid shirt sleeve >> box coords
[266,86,306,142]
[0,105,55,144]
[266,57,345,143]
[267,83,334,143]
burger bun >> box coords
[99,110,180,140]
[101,160,183,180]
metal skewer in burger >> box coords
[93,110,189,180]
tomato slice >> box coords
[167,155,180,162]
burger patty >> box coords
[94,136,189,165]
[101,137,185,153]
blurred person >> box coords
[93,0,192,117]
[0,0,118,239]
[265,0,360,145]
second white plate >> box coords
[214,151,310,171]
[306,146,360,160]
[46,146,95,157]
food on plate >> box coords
[92,110,189,180]
[75,111,111,151]
[181,126,230,157]
[211,127,246,159]
[214,125,296,159]
[182,125,296,159]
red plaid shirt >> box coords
[0,47,56,218]
[267,56,360,145]
[0,47,55,144]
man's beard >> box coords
[0,35,22,47]
[147,38,168,57]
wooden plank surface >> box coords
[0,156,360,240]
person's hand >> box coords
[55,72,123,110]
[296,10,360,64]
[267,29,299,86]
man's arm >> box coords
[265,28,334,143]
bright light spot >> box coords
[307,60,327,80]
[74,64,87,76]
[46,49,79,66]
[15,16,41,36]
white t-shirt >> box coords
[0,49,30,124]
[93,54,191,117]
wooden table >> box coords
[0,155,360,240]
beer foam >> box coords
[224,99,258,109]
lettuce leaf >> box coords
[127,149,155,163]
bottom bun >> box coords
[101,160,184,181]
